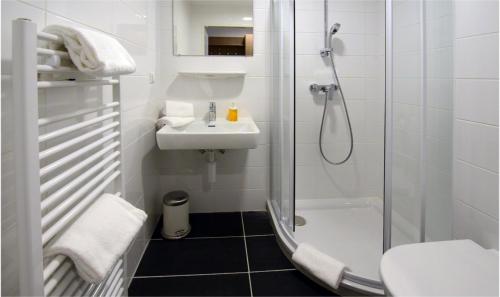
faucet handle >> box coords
[209,101,216,110]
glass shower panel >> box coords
[391,0,424,247]
[270,0,295,231]
[391,0,454,247]
[423,0,454,241]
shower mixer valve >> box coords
[310,83,338,94]
[320,48,332,57]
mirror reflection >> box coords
[173,0,254,56]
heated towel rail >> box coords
[13,19,126,297]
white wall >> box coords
[452,0,499,249]
[156,0,272,212]
[172,0,192,55]
[294,0,386,201]
[1,0,161,294]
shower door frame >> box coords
[383,0,393,253]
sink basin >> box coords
[156,117,260,150]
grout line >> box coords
[150,235,243,240]
[246,234,275,238]
[132,268,298,280]
[456,199,500,221]
[456,118,500,129]
[250,268,297,274]
[133,271,249,279]
[456,159,499,175]
[240,212,254,297]
[149,234,275,241]
[455,31,499,41]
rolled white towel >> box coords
[43,25,136,76]
[44,194,147,283]
[292,243,346,290]
[156,116,195,129]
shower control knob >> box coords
[310,83,337,93]
[320,48,332,57]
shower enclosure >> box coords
[269,0,454,294]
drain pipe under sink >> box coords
[200,149,225,184]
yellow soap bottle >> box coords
[227,102,238,122]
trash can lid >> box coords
[163,191,189,206]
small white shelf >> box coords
[177,71,246,79]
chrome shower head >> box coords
[321,23,342,57]
[330,23,341,36]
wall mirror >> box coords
[173,0,254,56]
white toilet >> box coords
[380,240,499,296]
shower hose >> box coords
[319,54,354,165]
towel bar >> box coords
[37,31,63,43]
[37,48,70,59]
[38,102,119,126]
[40,145,120,194]
[37,79,119,89]
[39,123,120,160]
[13,18,126,296]
[37,64,79,73]
[40,155,120,212]
[39,133,120,178]
[38,112,119,143]
[42,171,121,245]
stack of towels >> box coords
[43,25,136,76]
[44,194,147,283]
[156,101,195,130]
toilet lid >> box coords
[380,240,499,296]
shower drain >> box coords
[295,216,306,226]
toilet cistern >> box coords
[208,102,216,127]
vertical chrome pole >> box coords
[383,1,393,253]
[12,18,44,295]
[419,0,428,243]
[324,0,329,48]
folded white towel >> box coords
[44,194,147,283]
[156,101,195,129]
[43,25,136,76]
[292,243,346,290]
[164,101,194,117]
[156,116,195,129]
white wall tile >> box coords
[455,79,499,126]
[454,200,499,249]
[295,10,323,33]
[455,120,499,173]
[455,0,499,38]
[452,0,499,249]
[455,160,499,219]
[455,33,499,79]
[295,0,385,202]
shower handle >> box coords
[310,83,337,94]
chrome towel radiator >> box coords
[12,18,126,297]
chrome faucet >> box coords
[208,102,216,127]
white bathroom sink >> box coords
[156,117,260,150]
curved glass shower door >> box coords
[293,0,387,284]
[269,0,455,294]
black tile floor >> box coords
[129,211,337,296]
